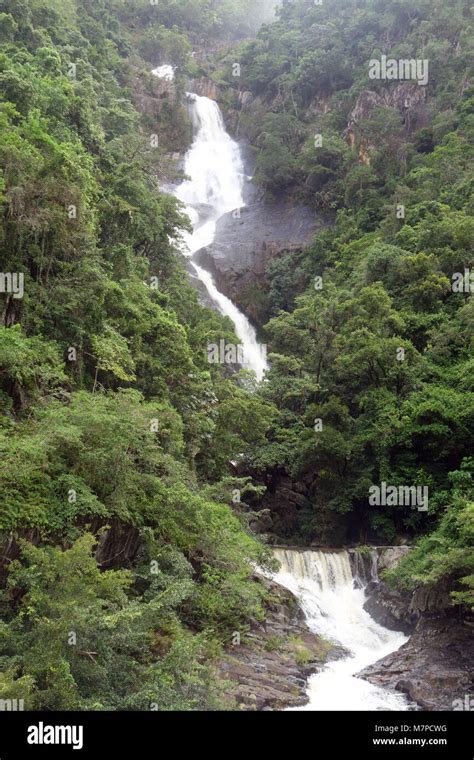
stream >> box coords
[153,64,268,381]
[153,68,410,710]
[273,549,412,711]
[176,92,268,381]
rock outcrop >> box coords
[363,580,417,634]
[218,578,342,710]
[344,85,431,165]
[359,549,474,710]
[242,470,349,546]
[346,85,429,135]
[189,78,218,100]
[358,614,474,710]
[132,66,178,117]
[194,144,325,326]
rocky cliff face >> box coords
[194,144,324,326]
[132,66,178,116]
[363,580,418,634]
[347,85,429,133]
[0,519,141,584]
[189,78,219,100]
[359,614,474,710]
[250,471,348,546]
[344,84,431,165]
[132,67,191,155]
[360,551,474,710]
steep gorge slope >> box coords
[0,0,282,711]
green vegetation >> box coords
[219,0,473,605]
[288,636,312,665]
[384,463,474,609]
[0,0,473,711]
[0,0,276,710]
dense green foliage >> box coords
[0,0,473,712]
[0,0,276,710]
[218,1,473,604]
[384,463,474,608]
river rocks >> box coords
[361,548,458,634]
[363,581,417,634]
[218,578,340,710]
[360,546,417,632]
[359,546,474,710]
[358,614,474,710]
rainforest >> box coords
[0,0,472,719]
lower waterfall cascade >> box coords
[273,549,413,711]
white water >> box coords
[152,64,175,81]
[173,92,268,381]
[273,549,411,711]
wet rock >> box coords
[218,578,340,710]
[189,78,218,100]
[359,545,474,710]
[358,615,474,711]
[361,546,418,632]
[363,581,417,634]
[194,144,326,326]
[377,546,411,572]
[348,548,379,587]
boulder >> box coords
[358,615,474,710]
[218,578,343,710]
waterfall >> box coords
[350,548,379,588]
[273,549,411,710]
[173,91,268,381]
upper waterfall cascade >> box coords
[273,548,412,711]
[169,88,268,381]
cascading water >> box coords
[273,549,412,710]
[172,89,268,381]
